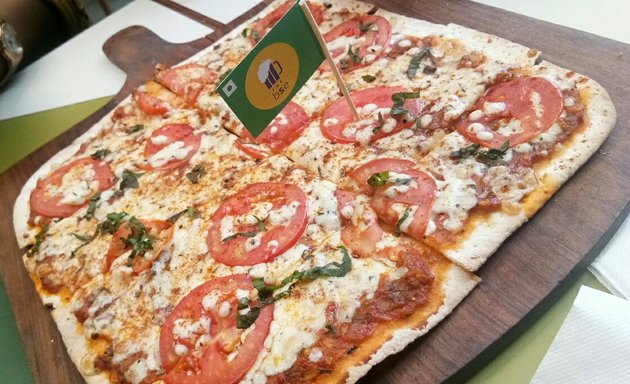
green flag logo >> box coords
[245,43,299,110]
[217,1,325,138]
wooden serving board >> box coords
[0,1,629,383]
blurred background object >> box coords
[0,0,131,88]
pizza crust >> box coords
[345,265,480,383]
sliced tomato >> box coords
[323,15,391,72]
[256,102,310,153]
[29,157,115,218]
[370,168,437,240]
[341,223,385,259]
[234,140,270,160]
[134,90,169,116]
[103,219,173,274]
[250,0,325,44]
[348,158,417,195]
[207,183,308,266]
[235,102,310,156]
[457,76,564,148]
[155,64,217,105]
[321,86,421,144]
[160,275,273,384]
[334,188,358,226]
[143,124,201,171]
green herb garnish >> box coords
[367,171,389,186]
[221,215,267,242]
[27,224,49,257]
[186,165,206,184]
[395,207,412,236]
[407,48,430,80]
[359,20,375,33]
[236,247,352,329]
[476,141,510,166]
[372,112,385,134]
[347,45,362,64]
[119,171,143,190]
[168,206,200,224]
[362,74,376,83]
[124,217,155,265]
[71,233,93,242]
[84,193,100,220]
[97,212,129,235]
[450,141,510,166]
[91,149,111,160]
[251,29,260,42]
[390,91,420,116]
[241,28,249,37]
[125,124,144,134]
[450,143,481,159]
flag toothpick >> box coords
[298,1,361,122]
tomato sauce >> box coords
[267,250,435,383]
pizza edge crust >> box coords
[25,273,111,384]
[345,264,480,383]
[12,98,132,249]
[432,63,617,272]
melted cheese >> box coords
[147,141,193,168]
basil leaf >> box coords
[372,112,385,134]
[347,45,362,64]
[167,206,200,224]
[241,28,249,37]
[407,48,430,80]
[186,165,206,184]
[71,233,93,242]
[236,306,260,329]
[125,124,144,134]
[359,20,375,33]
[97,211,129,235]
[91,149,111,160]
[27,224,49,257]
[237,247,353,329]
[395,207,412,236]
[367,171,389,187]
[119,171,143,190]
[362,75,376,83]
[84,193,100,220]
[221,215,267,242]
[124,217,154,260]
[450,143,480,159]
[423,65,437,74]
[390,91,420,116]
[476,141,510,166]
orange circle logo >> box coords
[245,43,299,110]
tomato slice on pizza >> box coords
[133,90,169,116]
[323,15,391,72]
[238,102,311,155]
[457,76,564,148]
[348,157,417,195]
[143,124,201,171]
[104,219,174,274]
[207,183,308,266]
[160,275,273,384]
[250,0,324,44]
[155,64,217,106]
[30,157,115,219]
[349,158,437,239]
[321,86,421,145]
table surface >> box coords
[0,0,627,383]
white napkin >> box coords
[530,286,630,384]
[589,214,630,299]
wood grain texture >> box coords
[0,0,628,383]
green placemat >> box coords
[0,97,111,174]
[0,279,34,384]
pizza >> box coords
[12,0,616,383]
